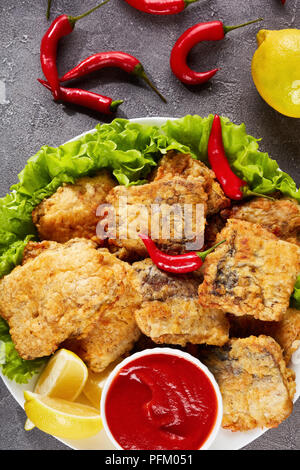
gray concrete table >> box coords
[1,0,300,450]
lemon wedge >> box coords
[24,418,35,431]
[24,391,102,439]
[34,348,88,401]
[83,360,121,409]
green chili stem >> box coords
[46,0,52,19]
[134,64,167,103]
[224,18,263,34]
[243,187,275,201]
[183,0,199,6]
[110,100,123,112]
[69,0,111,26]
[196,239,226,261]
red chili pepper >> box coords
[208,115,275,201]
[139,234,225,274]
[281,0,286,4]
[170,18,263,85]
[207,115,247,200]
[40,0,111,101]
[60,52,167,103]
[123,0,199,15]
[38,79,123,114]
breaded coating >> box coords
[32,171,116,243]
[105,176,208,260]
[228,308,300,365]
[199,336,296,431]
[21,240,59,264]
[63,305,141,373]
[133,258,229,347]
[271,309,300,364]
[152,151,230,216]
[230,197,300,245]
[0,239,139,360]
[198,219,300,321]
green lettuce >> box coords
[291,276,300,310]
[1,115,299,383]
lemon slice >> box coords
[24,418,35,431]
[34,348,88,401]
[83,360,121,409]
[24,391,102,439]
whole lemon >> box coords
[252,29,300,118]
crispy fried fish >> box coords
[133,258,229,346]
[230,197,300,245]
[199,336,296,431]
[228,308,300,365]
[0,239,139,360]
[105,176,208,260]
[152,151,230,216]
[198,219,300,321]
[63,305,141,373]
[32,171,116,243]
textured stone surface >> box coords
[0,0,299,450]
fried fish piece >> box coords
[63,305,141,373]
[0,238,139,360]
[199,335,296,431]
[133,258,229,346]
[230,197,300,246]
[105,176,208,260]
[32,171,116,243]
[228,308,300,365]
[152,151,230,216]
[198,219,300,321]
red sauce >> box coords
[104,353,218,450]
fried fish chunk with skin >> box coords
[228,308,300,365]
[199,336,296,431]
[230,197,300,246]
[63,305,141,373]
[105,176,208,260]
[32,171,116,243]
[152,151,230,216]
[133,258,229,347]
[198,219,300,321]
[0,239,139,360]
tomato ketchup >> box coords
[103,352,219,450]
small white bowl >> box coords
[100,347,223,450]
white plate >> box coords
[1,116,299,450]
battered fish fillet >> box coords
[230,197,300,245]
[63,305,141,373]
[32,171,116,243]
[198,219,300,321]
[152,151,230,216]
[0,238,139,360]
[228,308,300,365]
[133,258,229,346]
[105,176,208,260]
[199,336,296,431]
